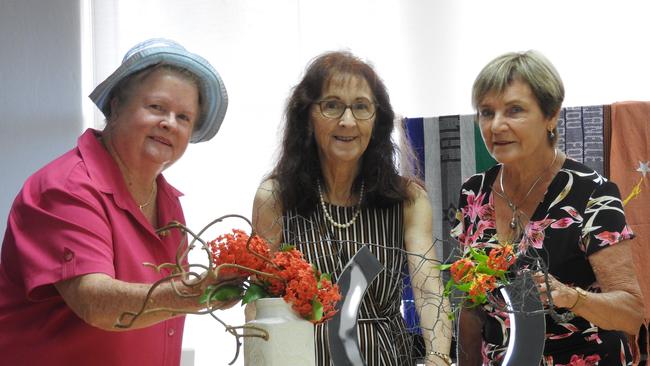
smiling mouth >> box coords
[493,141,513,146]
[334,136,356,142]
[151,136,172,146]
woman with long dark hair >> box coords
[252,51,452,366]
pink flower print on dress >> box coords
[561,206,583,222]
[584,333,603,345]
[479,193,496,224]
[594,227,632,247]
[551,217,576,229]
[558,353,601,366]
[462,191,489,222]
[518,217,554,252]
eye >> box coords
[509,105,523,114]
[149,104,163,112]
[479,108,494,118]
[352,102,370,111]
[322,100,342,110]
[177,114,191,123]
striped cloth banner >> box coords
[401,115,495,336]
[403,115,495,263]
[556,105,606,176]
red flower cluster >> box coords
[208,229,270,277]
[265,249,340,321]
[207,229,341,323]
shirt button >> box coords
[168,328,175,336]
[63,249,74,262]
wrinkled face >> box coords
[310,74,376,166]
[477,78,556,165]
[105,69,199,171]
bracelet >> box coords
[568,286,588,310]
[428,351,452,365]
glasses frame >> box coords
[314,99,378,120]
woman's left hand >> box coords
[533,272,578,309]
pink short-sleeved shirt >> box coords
[0,129,188,366]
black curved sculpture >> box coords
[327,246,383,366]
[499,271,546,365]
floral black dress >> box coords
[451,158,635,366]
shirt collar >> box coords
[76,129,184,209]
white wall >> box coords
[400,0,650,117]
[1,1,649,365]
[0,0,82,237]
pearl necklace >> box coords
[499,149,558,229]
[317,180,365,229]
[138,181,157,211]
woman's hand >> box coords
[533,272,579,309]
[534,241,643,335]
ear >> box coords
[547,108,561,131]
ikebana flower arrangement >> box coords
[113,215,340,365]
[203,228,341,323]
[440,242,516,306]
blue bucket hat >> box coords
[89,38,228,143]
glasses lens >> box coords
[318,99,376,120]
[320,100,345,118]
[351,100,375,120]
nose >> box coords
[338,107,356,127]
[490,112,508,133]
[160,113,179,130]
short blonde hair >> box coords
[472,50,564,116]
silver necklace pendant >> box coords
[509,216,517,229]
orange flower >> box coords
[450,258,475,283]
[468,273,497,300]
[442,244,516,306]
[487,244,515,272]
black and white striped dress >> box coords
[283,202,414,366]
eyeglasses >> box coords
[315,99,377,120]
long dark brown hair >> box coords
[269,51,411,215]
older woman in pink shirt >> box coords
[0,39,231,366]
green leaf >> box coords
[475,263,499,276]
[213,284,244,302]
[200,284,243,304]
[311,298,324,322]
[444,279,455,292]
[279,243,295,252]
[242,283,269,304]
[438,264,452,270]
[469,247,489,263]
[199,285,217,304]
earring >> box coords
[548,129,555,140]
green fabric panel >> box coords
[474,123,497,173]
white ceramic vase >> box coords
[244,297,315,366]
